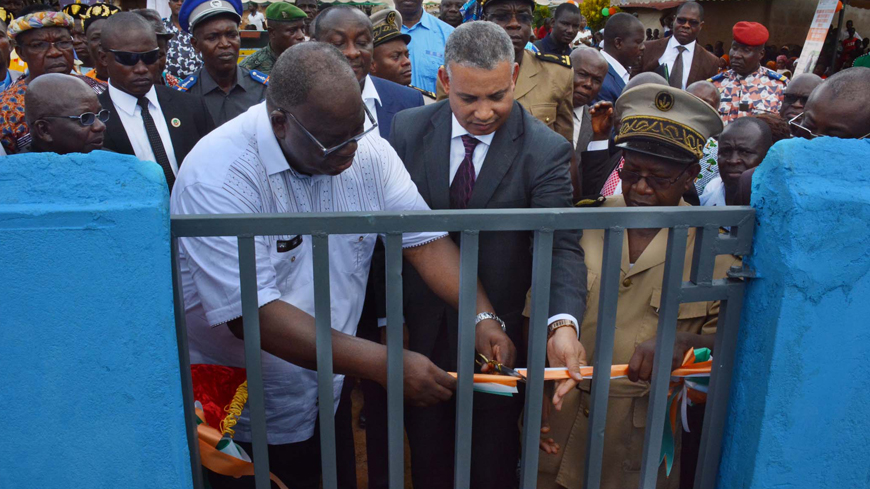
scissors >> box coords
[475,352,526,383]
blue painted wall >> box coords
[718,138,870,488]
[0,152,192,488]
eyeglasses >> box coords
[675,17,701,28]
[108,48,161,66]
[40,109,111,126]
[282,105,378,157]
[789,113,870,140]
[485,12,534,25]
[617,166,691,191]
[25,39,74,52]
[782,94,809,106]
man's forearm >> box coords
[228,300,388,386]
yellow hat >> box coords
[615,85,723,163]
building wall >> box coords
[0,152,192,488]
[718,137,870,488]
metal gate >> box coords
[170,205,754,489]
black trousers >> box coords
[207,379,358,489]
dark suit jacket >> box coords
[389,100,587,373]
[640,38,720,87]
[593,60,627,104]
[98,85,215,182]
[370,76,424,140]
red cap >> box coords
[733,21,769,46]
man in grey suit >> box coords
[569,47,612,200]
[389,21,588,489]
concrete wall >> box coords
[0,152,192,488]
[717,137,870,488]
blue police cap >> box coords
[179,0,242,33]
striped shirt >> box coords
[170,101,444,444]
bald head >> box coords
[25,74,97,125]
[100,11,156,51]
[802,67,870,139]
[570,47,607,73]
[687,80,721,111]
[780,73,823,121]
[623,72,667,93]
[313,5,371,39]
[268,42,359,110]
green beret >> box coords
[266,2,307,22]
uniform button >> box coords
[622,278,632,287]
[291,256,296,262]
[358,236,364,242]
[583,407,590,417]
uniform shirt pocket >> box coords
[528,102,558,128]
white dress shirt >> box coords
[108,84,178,175]
[361,74,380,130]
[600,50,630,84]
[658,37,695,89]
[171,102,445,444]
[572,106,608,152]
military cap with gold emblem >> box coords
[62,2,88,20]
[83,3,121,34]
[0,7,13,26]
[265,2,307,22]
[370,8,411,48]
[615,85,723,164]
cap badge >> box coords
[210,0,222,7]
[386,11,397,30]
[171,118,181,128]
[655,91,675,112]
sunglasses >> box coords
[675,17,701,28]
[108,48,161,66]
[282,105,378,157]
[783,94,809,106]
[617,166,692,191]
[41,109,111,126]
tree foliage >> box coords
[580,0,620,32]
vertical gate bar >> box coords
[638,227,688,489]
[454,231,479,489]
[519,230,555,489]
[312,234,338,489]
[171,236,204,489]
[384,233,405,489]
[689,226,717,286]
[693,283,745,489]
[237,236,271,489]
[582,228,625,489]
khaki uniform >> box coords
[436,50,574,142]
[524,196,741,489]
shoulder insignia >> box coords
[178,74,198,92]
[574,195,605,208]
[765,69,788,83]
[250,69,269,86]
[707,72,726,83]
[409,85,436,99]
[536,52,571,68]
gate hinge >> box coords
[727,265,756,279]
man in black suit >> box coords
[389,21,587,489]
[638,1,719,90]
[97,13,214,190]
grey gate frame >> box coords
[170,205,754,489]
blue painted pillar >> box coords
[0,152,192,488]
[718,138,870,488]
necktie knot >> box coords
[460,134,479,158]
[676,45,687,53]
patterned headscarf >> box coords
[7,11,73,40]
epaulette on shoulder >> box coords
[707,72,726,83]
[409,85,436,100]
[178,74,198,92]
[574,195,605,208]
[250,69,269,86]
[765,69,788,83]
[536,52,571,68]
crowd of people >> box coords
[0,0,869,487]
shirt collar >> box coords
[361,75,381,108]
[667,35,696,55]
[200,66,245,94]
[255,102,294,177]
[108,83,158,117]
[600,50,629,82]
[573,105,586,121]
[402,11,432,32]
[450,114,495,146]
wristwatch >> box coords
[548,319,577,338]
[475,312,506,332]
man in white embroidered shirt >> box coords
[171,42,515,488]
